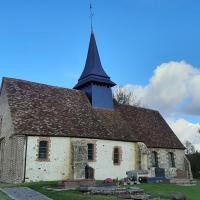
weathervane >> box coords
[89,0,94,32]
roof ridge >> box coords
[3,77,79,93]
[116,103,160,113]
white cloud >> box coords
[122,61,200,149]
[126,61,200,116]
[168,118,200,150]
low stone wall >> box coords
[80,186,151,200]
[63,179,95,189]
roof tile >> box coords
[3,77,185,149]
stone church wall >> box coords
[25,137,187,182]
[0,84,15,138]
[148,148,186,178]
[71,140,88,180]
[0,136,25,183]
[25,136,72,182]
[25,136,136,182]
[0,82,189,183]
[0,85,25,183]
[72,138,136,180]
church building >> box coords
[0,31,192,183]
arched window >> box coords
[113,147,121,165]
[151,151,158,167]
[168,152,175,167]
[38,141,48,160]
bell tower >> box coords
[74,32,116,109]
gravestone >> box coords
[155,167,165,177]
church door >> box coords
[85,165,94,179]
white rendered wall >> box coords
[25,136,136,182]
[70,138,136,180]
[25,136,71,182]
[87,139,136,180]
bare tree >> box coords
[185,140,196,155]
[113,86,141,106]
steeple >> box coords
[74,32,116,89]
[74,32,116,109]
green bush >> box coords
[187,152,200,178]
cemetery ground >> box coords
[0,180,199,200]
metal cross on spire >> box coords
[89,0,94,32]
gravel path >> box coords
[0,187,52,200]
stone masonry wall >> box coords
[0,85,25,183]
[76,138,136,180]
[0,84,15,138]
[148,148,186,178]
[71,140,88,180]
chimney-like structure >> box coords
[74,32,116,109]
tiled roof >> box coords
[2,77,185,149]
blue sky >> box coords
[0,0,200,147]
[1,0,200,87]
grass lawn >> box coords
[137,182,200,200]
[0,191,11,200]
[27,182,119,200]
[0,180,199,200]
[0,181,119,200]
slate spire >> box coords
[74,32,116,89]
[74,31,116,109]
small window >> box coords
[151,151,158,167]
[113,147,120,165]
[38,141,48,160]
[87,143,94,161]
[169,152,175,167]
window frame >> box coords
[151,151,159,167]
[87,143,94,161]
[38,141,48,160]
[113,146,122,165]
[36,138,50,162]
[169,152,175,168]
